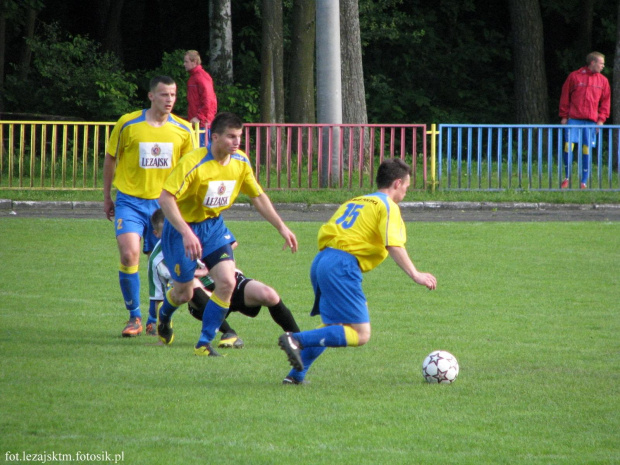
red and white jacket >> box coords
[559,66,610,124]
[187,65,218,127]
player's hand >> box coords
[280,226,298,253]
[182,231,203,261]
[414,272,437,290]
[103,198,115,221]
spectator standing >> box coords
[184,50,218,146]
[559,51,611,189]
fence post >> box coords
[428,123,438,192]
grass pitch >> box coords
[0,218,618,464]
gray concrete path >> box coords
[1,199,619,222]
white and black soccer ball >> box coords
[422,350,459,384]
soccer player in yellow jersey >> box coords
[103,76,195,337]
[278,158,437,384]
[157,112,298,356]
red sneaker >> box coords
[122,317,143,337]
[560,179,569,189]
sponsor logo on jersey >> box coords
[139,142,173,169]
[203,180,236,209]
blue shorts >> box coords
[161,215,236,283]
[564,119,598,148]
[114,191,160,253]
[310,247,369,324]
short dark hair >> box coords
[151,208,165,230]
[149,75,176,92]
[210,112,243,135]
[376,158,412,188]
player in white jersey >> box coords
[147,209,300,350]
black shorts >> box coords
[188,270,261,320]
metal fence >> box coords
[2,120,620,191]
[438,124,620,190]
[0,121,429,191]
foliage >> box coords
[147,49,261,122]
[360,0,513,124]
[3,22,139,121]
[217,83,261,122]
[1,0,617,125]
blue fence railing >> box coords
[438,124,620,191]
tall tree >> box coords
[288,0,315,123]
[340,0,367,168]
[576,0,595,59]
[260,0,284,123]
[93,0,125,60]
[340,0,366,125]
[209,0,233,85]
[614,0,620,126]
[509,0,549,123]
[17,6,37,81]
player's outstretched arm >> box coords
[159,190,203,260]
[387,246,437,290]
[250,193,298,253]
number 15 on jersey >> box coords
[335,203,364,229]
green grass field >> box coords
[0,218,618,464]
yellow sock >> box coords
[343,325,359,347]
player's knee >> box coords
[356,327,371,346]
[171,286,193,305]
[216,275,236,301]
[257,285,280,306]
[119,249,139,266]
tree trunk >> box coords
[288,0,315,123]
[209,0,233,85]
[260,0,284,123]
[18,7,37,81]
[0,10,6,109]
[577,0,595,60]
[340,0,368,170]
[94,0,125,60]
[509,0,549,123]
[614,0,620,126]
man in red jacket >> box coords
[558,52,610,189]
[184,50,218,146]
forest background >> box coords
[0,0,618,128]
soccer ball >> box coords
[422,350,459,384]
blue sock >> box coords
[562,152,570,179]
[147,300,159,326]
[198,297,229,346]
[158,291,179,323]
[295,326,347,348]
[119,269,141,318]
[581,154,590,184]
[288,346,327,382]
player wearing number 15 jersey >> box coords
[278,158,437,385]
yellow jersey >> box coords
[318,192,406,272]
[106,110,195,199]
[162,147,263,223]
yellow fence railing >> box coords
[1,120,433,191]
